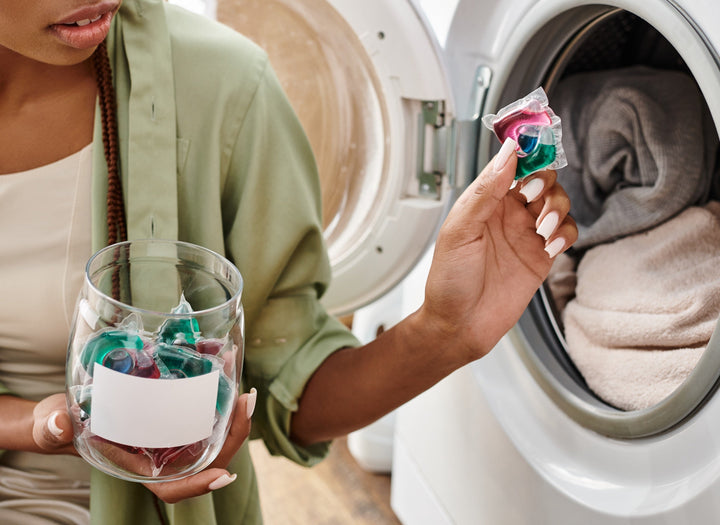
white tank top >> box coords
[0,146,94,518]
[0,144,93,401]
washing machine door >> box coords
[216,0,476,316]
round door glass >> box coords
[217,0,390,261]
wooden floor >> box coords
[249,437,401,525]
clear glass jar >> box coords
[65,240,244,482]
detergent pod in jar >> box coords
[66,240,244,482]
[482,87,567,179]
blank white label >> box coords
[91,364,219,448]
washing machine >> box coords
[391,1,720,524]
[180,0,720,522]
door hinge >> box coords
[416,100,449,199]
[416,66,493,199]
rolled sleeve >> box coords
[246,294,358,464]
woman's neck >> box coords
[0,47,96,174]
[0,46,91,104]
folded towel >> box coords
[562,202,720,410]
[553,66,718,249]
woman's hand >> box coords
[292,138,578,447]
[142,389,256,504]
[32,393,78,455]
[32,389,256,504]
[420,138,578,362]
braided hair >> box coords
[92,41,127,246]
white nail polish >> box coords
[493,138,517,171]
[48,412,63,437]
[209,473,237,491]
[536,211,559,240]
[246,388,257,420]
[519,178,544,203]
[545,238,566,259]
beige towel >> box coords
[563,202,720,410]
[547,252,578,314]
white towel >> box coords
[562,202,720,410]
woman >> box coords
[0,0,577,523]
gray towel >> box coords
[553,66,717,249]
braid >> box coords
[92,41,127,246]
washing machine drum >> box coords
[474,5,720,438]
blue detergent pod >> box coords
[101,348,135,374]
[80,330,144,375]
[516,125,558,178]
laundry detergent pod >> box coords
[79,328,144,375]
[482,87,567,179]
[158,294,201,345]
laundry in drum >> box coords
[482,87,568,179]
[75,302,234,418]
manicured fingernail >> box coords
[519,178,544,203]
[246,388,257,420]
[209,473,237,491]
[536,211,559,240]
[493,138,517,171]
[48,412,63,437]
[545,237,566,259]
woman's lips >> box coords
[49,4,117,50]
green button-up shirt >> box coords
[81,1,359,522]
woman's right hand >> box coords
[8,389,253,503]
[31,393,78,455]
[143,390,256,503]
[31,390,255,504]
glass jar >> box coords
[66,240,244,482]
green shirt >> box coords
[86,1,360,523]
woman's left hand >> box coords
[291,137,578,446]
[144,388,256,504]
[419,138,577,363]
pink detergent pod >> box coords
[482,87,567,179]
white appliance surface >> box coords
[390,0,720,524]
